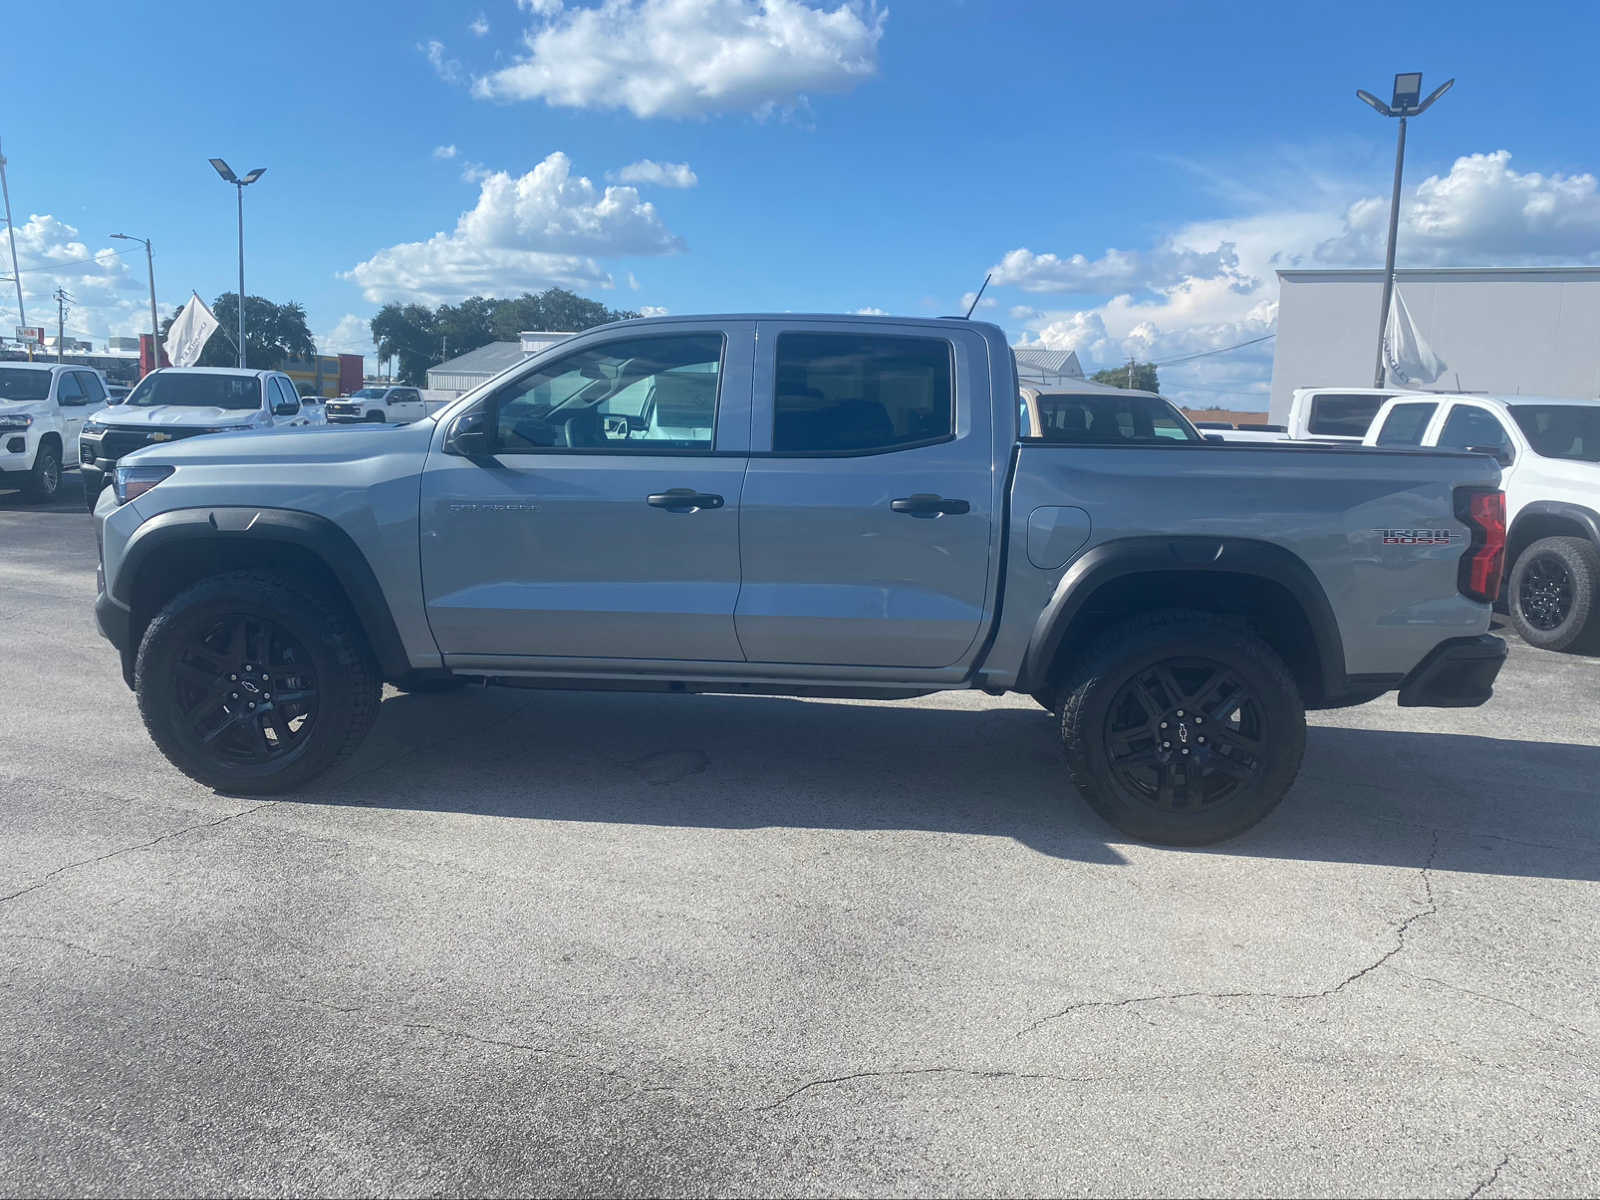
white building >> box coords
[1269,266,1600,424]
[425,330,576,397]
[1013,347,1084,388]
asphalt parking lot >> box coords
[1,478,1597,1198]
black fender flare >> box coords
[1507,500,1600,558]
[1017,536,1348,703]
[114,507,412,681]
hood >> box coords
[122,418,435,468]
[97,405,265,428]
[0,399,45,417]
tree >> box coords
[1091,361,1160,392]
[159,293,315,369]
[368,288,642,385]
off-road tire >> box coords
[365,410,386,423]
[1508,535,1599,653]
[20,439,61,501]
[135,570,381,794]
[1057,611,1305,845]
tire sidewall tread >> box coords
[1508,535,1599,652]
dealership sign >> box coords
[14,325,44,345]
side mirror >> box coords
[1203,433,1226,444]
[446,410,495,459]
[1465,444,1513,468]
[274,401,299,416]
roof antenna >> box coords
[963,272,992,319]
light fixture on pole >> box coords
[110,233,160,376]
[208,158,266,369]
[1355,72,1454,388]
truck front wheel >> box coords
[20,439,61,501]
[1056,612,1305,845]
[134,570,382,794]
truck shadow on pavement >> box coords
[306,687,1600,881]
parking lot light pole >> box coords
[110,234,159,374]
[1356,73,1454,388]
[208,159,266,369]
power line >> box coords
[0,238,141,273]
[1152,332,1276,368]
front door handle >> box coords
[647,488,725,513]
[890,494,971,518]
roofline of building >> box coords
[1278,265,1600,282]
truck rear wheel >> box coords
[1508,536,1599,653]
[135,570,381,794]
[1056,612,1305,845]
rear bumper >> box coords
[1397,634,1507,708]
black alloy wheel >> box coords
[168,612,320,772]
[1103,658,1264,813]
[1517,553,1574,632]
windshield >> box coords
[0,368,52,402]
[1511,405,1600,463]
[1026,393,1200,444]
[351,388,389,399]
[126,372,262,410]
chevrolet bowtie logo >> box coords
[149,432,173,442]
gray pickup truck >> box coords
[92,315,1508,845]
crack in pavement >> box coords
[1018,830,1442,1038]
[0,801,277,909]
[402,1022,551,1056]
[1466,1149,1513,1198]
[1393,971,1593,1043]
[755,1067,1103,1112]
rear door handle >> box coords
[647,488,725,513]
[890,494,971,517]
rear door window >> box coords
[772,332,953,454]
[1307,393,1390,437]
[1437,405,1514,460]
[1374,401,1437,446]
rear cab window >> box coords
[771,332,953,454]
[1025,393,1199,445]
[1307,392,1392,437]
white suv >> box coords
[0,363,111,502]
[1365,392,1600,651]
[324,386,427,424]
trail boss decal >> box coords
[1372,528,1460,546]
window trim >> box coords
[767,330,958,458]
[479,330,729,457]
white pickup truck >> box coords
[324,386,428,424]
[0,362,112,502]
[1364,391,1600,651]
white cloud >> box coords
[433,144,459,160]
[316,314,374,356]
[420,40,463,85]
[1317,150,1600,265]
[852,306,888,315]
[472,0,886,119]
[0,213,147,348]
[998,148,1600,409]
[460,161,492,184]
[608,159,698,188]
[519,0,565,13]
[626,272,641,290]
[639,305,670,317]
[344,151,684,304]
[468,12,490,36]
[958,291,998,312]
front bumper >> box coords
[1397,634,1507,708]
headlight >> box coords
[83,420,106,434]
[0,414,33,429]
[112,464,174,505]
[201,424,254,434]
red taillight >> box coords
[1455,488,1506,603]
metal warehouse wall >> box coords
[1269,268,1600,424]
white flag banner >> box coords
[1382,287,1447,386]
[163,292,220,367]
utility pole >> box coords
[0,135,28,360]
[1127,357,1135,389]
[53,286,70,363]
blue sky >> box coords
[5,0,1599,406]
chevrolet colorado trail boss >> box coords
[92,316,1508,845]
[0,362,112,501]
